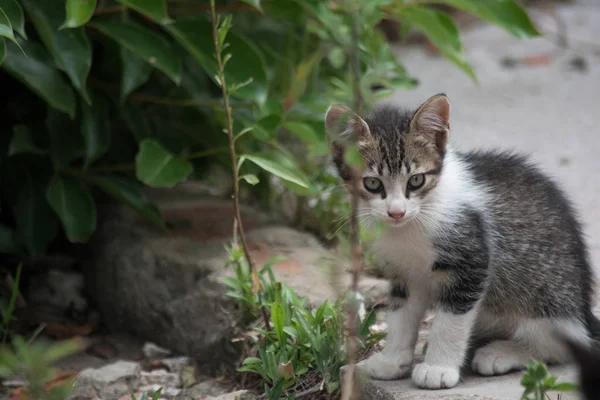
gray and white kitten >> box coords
[325,94,600,390]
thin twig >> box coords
[209,0,271,330]
[341,1,365,399]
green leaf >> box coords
[60,0,96,29]
[240,0,262,11]
[0,224,20,254]
[13,174,59,257]
[241,154,309,188]
[283,121,319,146]
[242,357,262,365]
[21,0,92,104]
[8,125,46,156]
[0,0,26,39]
[81,92,111,168]
[240,174,259,185]
[271,302,285,344]
[0,7,16,44]
[116,0,171,24]
[42,337,84,363]
[47,108,84,166]
[135,139,192,187]
[398,7,476,81]
[3,39,76,117]
[165,18,267,103]
[0,37,4,65]
[437,0,540,39]
[121,47,153,102]
[46,176,96,243]
[120,102,152,142]
[287,50,322,103]
[360,309,377,337]
[550,382,578,392]
[88,175,165,229]
[91,20,181,85]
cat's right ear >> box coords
[324,104,371,147]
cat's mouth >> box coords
[384,216,412,227]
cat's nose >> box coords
[388,210,405,219]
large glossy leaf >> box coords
[241,154,310,188]
[0,37,4,65]
[165,17,267,103]
[91,20,181,85]
[437,0,540,39]
[45,108,83,166]
[116,0,171,24]
[81,92,111,167]
[0,7,16,44]
[60,0,96,29]
[121,47,153,101]
[240,0,262,11]
[3,39,76,117]
[8,125,46,156]
[120,102,152,142]
[0,224,20,254]
[398,6,475,81]
[46,175,97,243]
[21,0,92,104]
[0,0,26,39]
[13,174,58,257]
[135,139,192,187]
[88,175,165,229]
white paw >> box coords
[355,351,413,380]
[472,341,528,376]
[411,363,460,389]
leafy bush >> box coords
[0,0,540,259]
[222,245,383,399]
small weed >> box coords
[1,262,22,343]
[520,360,578,400]
[131,387,163,400]
[0,336,83,400]
[222,246,383,399]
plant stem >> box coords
[341,1,365,400]
[209,0,271,330]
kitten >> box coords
[325,94,600,390]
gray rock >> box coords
[176,379,234,399]
[143,342,172,359]
[70,360,140,399]
[140,369,180,388]
[211,390,253,400]
[82,190,388,374]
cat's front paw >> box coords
[411,363,460,389]
[355,351,413,380]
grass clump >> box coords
[221,246,384,399]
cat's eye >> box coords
[363,177,383,193]
[407,174,425,190]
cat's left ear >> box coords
[325,104,371,147]
[410,93,450,150]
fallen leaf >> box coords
[522,54,552,66]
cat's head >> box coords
[325,93,451,228]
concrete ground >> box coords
[370,1,600,399]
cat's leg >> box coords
[472,318,591,376]
[411,305,479,389]
[357,282,428,380]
